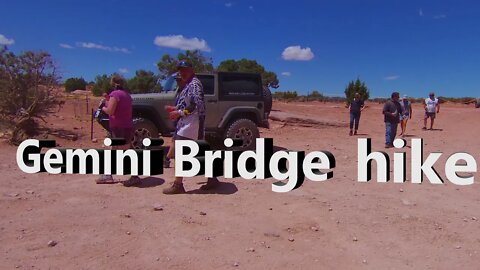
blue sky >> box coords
[1,0,479,97]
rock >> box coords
[126,231,131,235]
[47,240,57,247]
[233,262,240,267]
[399,188,404,192]
[153,204,163,211]
[123,214,131,218]
[25,190,35,195]
[472,217,477,221]
[288,237,295,242]
[401,199,411,206]
[328,208,333,211]
[269,207,273,211]
[311,226,319,232]
[455,245,462,249]
[246,248,255,252]
[199,211,207,216]
[362,259,367,264]
[353,237,358,242]
[463,218,468,222]
[92,138,98,143]
[6,193,19,197]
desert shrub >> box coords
[64,77,87,92]
[127,70,161,94]
[344,78,370,105]
[91,74,112,96]
[305,90,325,101]
[273,91,298,101]
[0,47,63,144]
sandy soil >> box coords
[1,99,480,270]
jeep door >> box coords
[197,74,220,128]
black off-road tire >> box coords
[476,98,480,108]
[225,118,260,150]
[131,118,158,149]
[263,86,273,114]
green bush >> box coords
[127,70,161,94]
[344,78,370,105]
[64,77,87,92]
[92,74,112,96]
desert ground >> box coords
[1,97,480,270]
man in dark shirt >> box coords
[348,92,365,136]
[382,92,403,148]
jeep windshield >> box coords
[161,74,178,93]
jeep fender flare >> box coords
[218,107,262,129]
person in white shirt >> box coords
[423,92,440,130]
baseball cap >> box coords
[429,92,435,96]
[177,60,193,69]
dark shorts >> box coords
[111,127,133,143]
[424,112,436,119]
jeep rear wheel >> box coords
[225,119,260,150]
[132,118,158,149]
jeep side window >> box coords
[197,75,214,95]
[162,75,177,93]
[219,73,262,100]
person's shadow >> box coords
[187,181,238,195]
[135,177,165,188]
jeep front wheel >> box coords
[225,119,260,150]
[131,118,158,149]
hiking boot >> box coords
[354,130,358,135]
[163,182,186,195]
[122,176,141,187]
[200,178,221,191]
[349,130,353,136]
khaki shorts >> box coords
[424,112,436,119]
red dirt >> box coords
[1,99,479,269]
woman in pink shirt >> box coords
[96,75,140,186]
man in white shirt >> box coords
[423,92,440,130]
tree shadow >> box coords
[135,177,165,188]
[187,181,238,195]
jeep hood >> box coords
[131,92,175,103]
